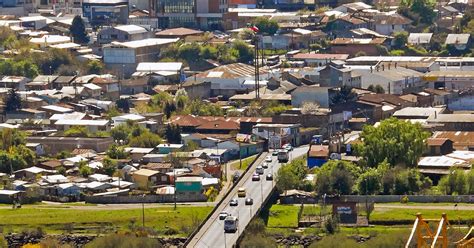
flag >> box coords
[249,26,259,33]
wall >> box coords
[26,136,114,154]
[85,194,207,204]
[340,195,474,203]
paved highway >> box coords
[187,146,308,248]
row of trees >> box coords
[159,40,254,65]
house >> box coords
[55,119,111,132]
[30,35,71,48]
[291,86,337,108]
[432,131,474,150]
[26,143,45,156]
[175,176,203,195]
[354,66,424,95]
[184,63,269,99]
[55,183,81,197]
[124,147,154,162]
[112,114,146,126]
[135,62,184,82]
[26,136,114,154]
[40,105,74,117]
[0,190,23,204]
[318,61,361,88]
[120,77,150,95]
[195,120,240,134]
[408,33,433,46]
[5,108,46,120]
[329,15,368,38]
[82,0,129,25]
[156,144,184,154]
[0,76,29,90]
[98,25,151,44]
[372,13,411,35]
[427,114,474,131]
[358,94,414,119]
[423,71,474,91]
[42,174,69,184]
[53,76,76,89]
[103,38,179,77]
[445,34,471,51]
[252,123,300,149]
[426,138,454,156]
[14,166,52,180]
[90,77,120,100]
[330,38,386,56]
[132,169,171,189]
[417,154,471,178]
[155,27,204,39]
[393,107,445,121]
[289,53,349,67]
[307,145,329,168]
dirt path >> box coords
[0,201,216,210]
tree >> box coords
[315,160,361,195]
[106,144,129,159]
[64,126,90,137]
[165,124,182,144]
[79,163,92,177]
[330,85,357,105]
[276,157,308,192]
[70,15,88,44]
[354,117,429,167]
[356,168,382,195]
[128,132,162,148]
[232,40,254,63]
[101,157,117,176]
[367,84,385,93]
[178,43,201,63]
[0,128,26,150]
[253,17,279,35]
[87,60,104,74]
[393,31,408,49]
[439,169,469,195]
[4,88,22,112]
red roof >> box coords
[196,120,240,131]
[308,145,329,157]
[427,138,450,146]
[292,53,349,60]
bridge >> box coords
[186,146,308,248]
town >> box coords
[0,0,473,247]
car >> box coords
[272,150,279,156]
[232,172,240,183]
[245,198,253,205]
[265,155,272,162]
[219,211,229,220]
[262,162,269,169]
[266,173,273,181]
[237,187,246,197]
[230,198,238,206]
[283,144,293,151]
[256,166,264,175]
[252,173,260,181]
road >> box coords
[186,146,308,248]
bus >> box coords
[278,150,289,163]
[224,216,238,233]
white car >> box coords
[256,166,264,175]
[265,155,272,162]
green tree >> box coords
[232,40,254,63]
[356,168,382,195]
[64,126,90,137]
[253,17,279,35]
[276,157,308,192]
[128,132,162,148]
[315,160,361,195]
[398,0,435,24]
[354,117,429,167]
[79,163,93,177]
[70,15,89,44]
[101,157,117,176]
[106,144,129,159]
[392,31,408,49]
[438,169,468,195]
[4,88,22,112]
[87,60,104,74]
[165,124,182,144]
[178,43,201,63]
[330,85,357,105]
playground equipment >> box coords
[405,213,449,248]
[455,227,474,248]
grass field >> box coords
[230,155,258,170]
[0,206,212,236]
[370,208,474,223]
[267,205,299,228]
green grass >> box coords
[262,49,287,56]
[267,205,299,228]
[370,208,474,223]
[230,155,258,170]
[0,206,212,236]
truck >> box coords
[224,216,238,233]
[278,150,289,163]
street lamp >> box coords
[142,194,146,227]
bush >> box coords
[85,234,161,248]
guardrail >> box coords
[184,152,264,247]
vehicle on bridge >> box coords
[224,216,238,233]
[278,150,289,163]
[237,187,246,197]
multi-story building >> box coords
[82,0,129,26]
[154,0,228,29]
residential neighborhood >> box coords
[0,0,473,247]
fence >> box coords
[85,194,206,204]
[339,195,474,203]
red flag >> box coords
[250,26,259,33]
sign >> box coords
[332,202,357,224]
[236,133,251,143]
